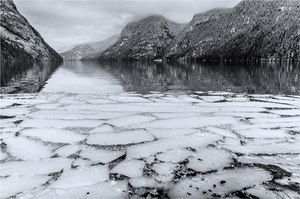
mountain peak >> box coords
[101,15,185,60]
[0,0,62,63]
[60,35,119,61]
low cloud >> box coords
[15,0,241,51]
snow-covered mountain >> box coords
[100,15,186,61]
[166,0,300,61]
[60,35,119,61]
[0,0,62,63]
[98,0,299,62]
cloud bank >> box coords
[15,0,241,51]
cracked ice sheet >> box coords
[54,144,81,157]
[221,138,300,155]
[19,119,102,128]
[195,101,296,109]
[0,101,15,108]
[0,174,50,199]
[132,116,238,129]
[28,110,129,120]
[156,148,194,163]
[205,127,238,138]
[22,181,128,199]
[168,168,272,199]
[50,165,109,189]
[249,116,300,125]
[1,158,73,176]
[89,124,114,134]
[0,108,30,116]
[237,154,300,176]
[245,185,292,199]
[87,129,155,146]
[1,92,300,198]
[0,151,8,161]
[20,128,86,144]
[269,109,300,116]
[80,147,125,163]
[4,137,52,159]
[147,128,199,139]
[126,133,221,159]
[236,128,290,139]
[62,103,235,113]
[108,114,156,127]
[151,163,178,181]
[107,95,151,103]
[187,148,233,172]
[110,159,145,178]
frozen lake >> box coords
[1,61,300,95]
[0,61,300,198]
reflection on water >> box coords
[1,60,300,95]
[0,62,59,94]
[100,61,300,95]
[42,61,124,94]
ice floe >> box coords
[1,92,299,198]
[22,181,128,199]
[0,174,49,199]
[187,148,233,172]
[80,147,124,163]
[19,119,102,128]
[4,137,52,159]
[110,159,145,178]
[50,165,109,189]
[126,133,221,159]
[20,128,86,144]
[168,168,272,198]
[108,114,156,127]
[87,129,155,146]
[1,158,72,176]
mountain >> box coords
[0,0,62,64]
[60,35,119,61]
[100,15,186,61]
[166,0,300,62]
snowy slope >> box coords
[100,15,186,61]
[60,35,119,61]
[0,0,62,63]
[166,0,300,61]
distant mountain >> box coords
[166,0,300,62]
[0,0,62,64]
[100,15,186,61]
[60,35,119,61]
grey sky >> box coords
[15,0,241,51]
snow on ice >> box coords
[0,92,299,198]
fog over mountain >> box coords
[14,0,241,51]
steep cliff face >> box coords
[100,15,186,61]
[60,35,119,61]
[166,0,300,61]
[0,0,62,63]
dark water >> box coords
[0,62,59,94]
[1,60,300,95]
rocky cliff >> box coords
[60,35,119,61]
[0,0,62,64]
[100,15,186,61]
[166,0,300,62]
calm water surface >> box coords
[1,61,299,95]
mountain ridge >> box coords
[165,0,300,62]
[100,15,186,61]
[60,35,119,61]
[0,0,62,64]
[94,0,300,62]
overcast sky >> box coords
[15,0,241,52]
